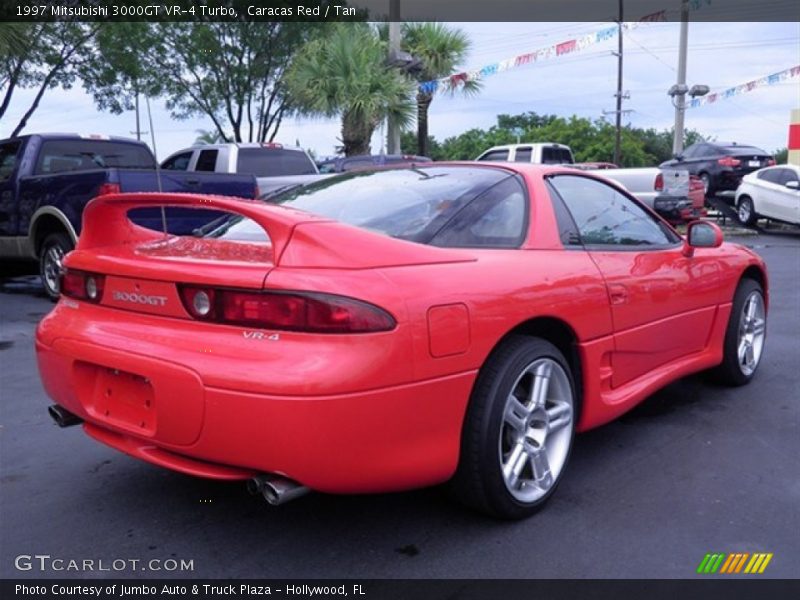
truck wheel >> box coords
[39,233,73,301]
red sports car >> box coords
[36,164,768,519]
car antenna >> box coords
[145,94,167,237]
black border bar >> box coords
[3,0,799,22]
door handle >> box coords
[609,284,628,305]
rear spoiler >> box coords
[79,192,331,263]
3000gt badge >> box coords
[112,291,168,306]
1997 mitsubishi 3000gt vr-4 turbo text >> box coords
[36,164,768,518]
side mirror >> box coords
[674,154,684,162]
[685,221,723,256]
[785,180,799,190]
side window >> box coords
[161,152,192,171]
[514,147,532,163]
[681,145,698,159]
[0,141,22,182]
[195,149,219,172]
[431,176,527,248]
[757,169,781,184]
[479,150,509,162]
[778,168,799,186]
[548,175,677,247]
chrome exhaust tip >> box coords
[48,405,82,428]
[248,474,309,505]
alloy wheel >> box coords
[499,358,573,503]
[737,291,766,376]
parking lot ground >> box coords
[1,232,798,579]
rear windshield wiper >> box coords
[258,183,303,202]
[192,214,236,237]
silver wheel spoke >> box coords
[530,449,553,490]
[738,338,748,363]
[547,401,572,433]
[528,362,552,409]
[504,396,529,433]
[745,297,757,322]
[751,318,765,337]
[744,343,755,366]
[503,442,527,488]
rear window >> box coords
[542,147,573,164]
[34,139,156,174]
[721,145,767,155]
[478,150,509,162]
[237,148,317,177]
[195,149,218,171]
[212,166,522,247]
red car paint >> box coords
[35,165,767,494]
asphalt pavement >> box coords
[1,232,798,579]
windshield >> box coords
[211,166,513,244]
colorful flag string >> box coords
[688,66,800,108]
[419,0,713,95]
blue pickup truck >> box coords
[0,133,257,298]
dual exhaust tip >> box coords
[48,404,309,506]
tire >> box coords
[711,279,766,386]
[39,232,73,301]
[737,196,757,227]
[450,335,577,519]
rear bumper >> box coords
[36,334,475,493]
[653,195,706,223]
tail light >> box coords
[654,173,664,192]
[61,269,105,303]
[261,143,283,149]
[178,286,396,334]
[767,158,776,166]
[717,156,741,167]
[97,183,121,196]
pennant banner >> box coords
[688,66,800,108]
[418,1,713,95]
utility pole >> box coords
[672,0,690,155]
[134,92,141,141]
[613,0,624,165]
[386,0,401,155]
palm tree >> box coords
[194,129,227,144]
[401,23,480,157]
[286,23,414,156]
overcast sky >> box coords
[2,21,798,161]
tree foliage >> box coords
[286,22,415,156]
[1,22,100,137]
[401,111,708,166]
[81,20,322,143]
[399,22,479,157]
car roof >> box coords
[481,143,570,151]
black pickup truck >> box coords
[0,134,258,298]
